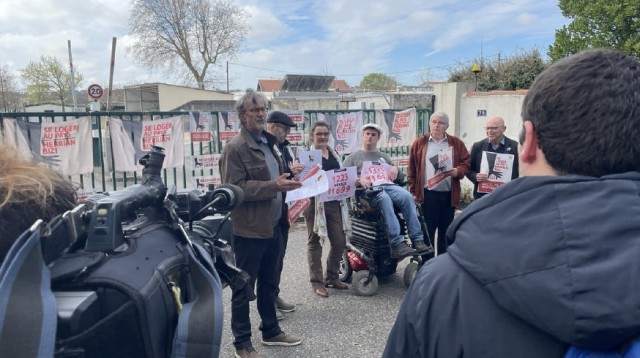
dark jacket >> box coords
[219,126,283,238]
[277,139,295,227]
[278,139,295,176]
[408,133,470,206]
[466,136,519,199]
[383,172,640,358]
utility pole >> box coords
[0,74,6,112]
[107,37,117,111]
[68,40,78,111]
[226,61,229,93]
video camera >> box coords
[28,146,252,357]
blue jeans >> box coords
[369,184,424,247]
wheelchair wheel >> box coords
[339,251,352,283]
[403,262,419,288]
[350,270,378,296]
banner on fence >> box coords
[377,108,417,146]
[2,117,33,159]
[189,111,212,142]
[194,174,221,189]
[317,111,363,153]
[109,116,184,172]
[282,110,304,125]
[218,111,240,142]
[3,117,93,175]
[192,153,221,170]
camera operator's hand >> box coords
[276,173,303,192]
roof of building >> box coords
[329,79,351,92]
[257,76,351,93]
[257,79,283,92]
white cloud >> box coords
[0,0,568,92]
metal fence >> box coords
[0,108,431,192]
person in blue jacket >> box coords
[383,49,640,358]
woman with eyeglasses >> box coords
[303,121,351,297]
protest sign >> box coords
[361,161,394,186]
[426,147,453,189]
[318,167,357,202]
[478,151,515,193]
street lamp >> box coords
[471,63,481,91]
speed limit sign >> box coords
[88,84,104,100]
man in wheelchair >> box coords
[343,123,429,260]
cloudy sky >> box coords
[0,0,568,92]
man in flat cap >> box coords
[343,123,429,260]
[267,111,304,318]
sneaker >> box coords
[413,240,429,253]
[275,296,295,312]
[235,346,260,358]
[391,241,415,260]
[261,332,303,346]
[275,305,284,321]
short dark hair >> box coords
[522,49,640,176]
[0,145,76,261]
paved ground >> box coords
[218,220,413,358]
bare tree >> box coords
[0,65,22,112]
[128,0,250,90]
[21,56,85,111]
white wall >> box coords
[458,91,527,149]
[434,87,527,200]
[432,82,474,136]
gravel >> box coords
[218,220,413,358]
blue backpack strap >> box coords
[171,243,223,358]
[625,340,640,357]
[0,222,57,358]
[566,340,640,358]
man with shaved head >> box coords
[466,116,519,199]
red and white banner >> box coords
[218,111,240,142]
[478,151,515,193]
[190,111,211,142]
[318,111,364,153]
[377,108,417,147]
[282,110,304,124]
[193,175,221,190]
[3,117,93,175]
[192,153,221,170]
[109,116,184,172]
[39,117,94,175]
[286,129,305,144]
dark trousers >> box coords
[303,200,346,288]
[275,220,289,298]
[231,231,283,350]
[421,189,455,255]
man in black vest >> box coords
[466,116,519,199]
